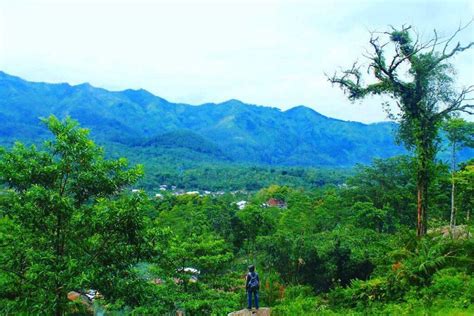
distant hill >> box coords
[139,130,229,160]
[0,71,414,167]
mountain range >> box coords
[0,71,413,167]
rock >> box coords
[228,307,271,316]
[67,291,81,301]
[428,225,472,239]
[67,291,93,312]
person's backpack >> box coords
[248,272,259,289]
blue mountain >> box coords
[0,71,407,166]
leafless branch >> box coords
[435,20,474,65]
[436,85,474,118]
[431,29,438,54]
[442,19,473,55]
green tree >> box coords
[345,156,416,228]
[351,202,388,232]
[345,156,452,229]
[442,118,474,227]
[152,230,233,285]
[0,116,148,315]
[147,227,238,315]
[329,24,474,236]
[455,161,474,225]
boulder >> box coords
[429,225,472,239]
[228,308,271,316]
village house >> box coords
[265,198,287,208]
[236,200,248,210]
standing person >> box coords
[246,265,259,310]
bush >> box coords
[327,277,389,309]
[420,269,474,309]
[272,296,323,316]
[283,285,314,300]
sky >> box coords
[0,0,473,123]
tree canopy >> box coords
[329,24,474,235]
[0,116,149,315]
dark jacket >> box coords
[246,272,259,290]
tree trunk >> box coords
[55,227,62,316]
[416,181,428,236]
[450,179,455,227]
[417,160,429,237]
[423,177,428,236]
[55,203,65,316]
[417,186,423,236]
[450,141,456,228]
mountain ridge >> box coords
[0,71,411,167]
[0,71,390,125]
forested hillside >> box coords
[0,71,407,167]
[0,117,472,315]
[1,16,474,316]
[3,71,472,192]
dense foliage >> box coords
[1,117,472,315]
[102,141,350,192]
[0,70,412,167]
[0,117,148,315]
[329,24,474,236]
[2,71,472,193]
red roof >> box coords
[267,198,285,207]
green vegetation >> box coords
[0,70,410,167]
[1,21,473,316]
[103,141,349,192]
[442,118,474,228]
[329,24,474,236]
[0,116,147,315]
[1,116,472,315]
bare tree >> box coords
[328,23,474,236]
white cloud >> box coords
[0,0,472,123]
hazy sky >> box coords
[0,0,473,122]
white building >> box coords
[236,200,248,210]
